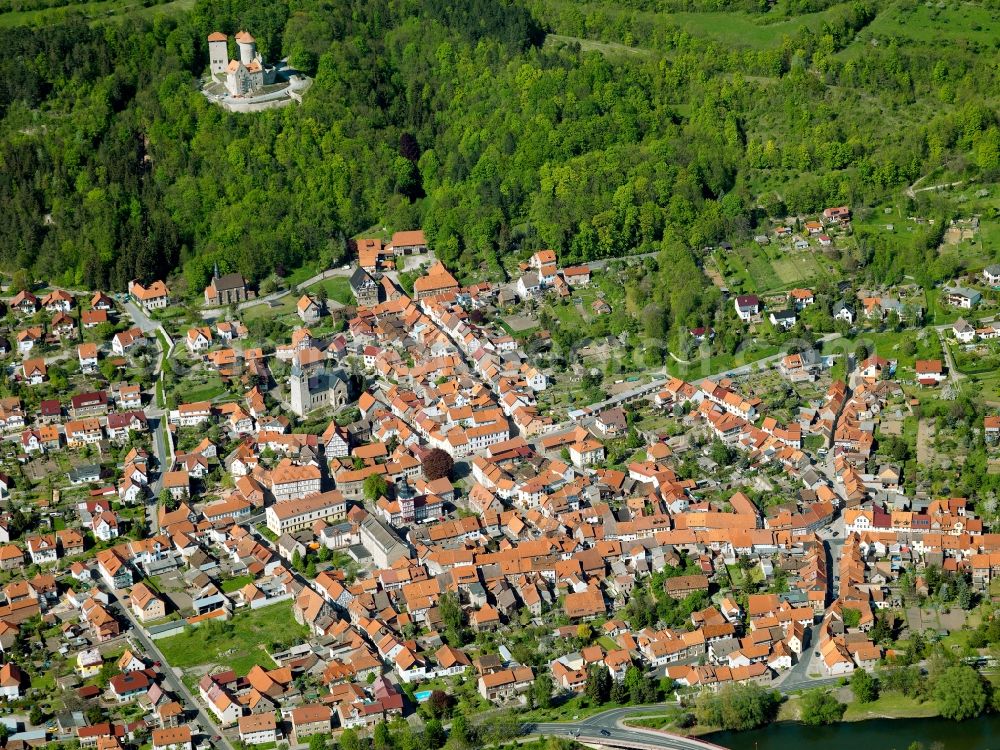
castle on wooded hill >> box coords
[207,30,276,98]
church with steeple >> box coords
[289,354,350,418]
[204,263,249,306]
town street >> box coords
[114,594,235,750]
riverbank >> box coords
[707,713,1000,750]
[622,691,942,736]
[840,692,940,722]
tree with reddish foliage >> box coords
[399,132,420,162]
[423,448,454,481]
[427,689,452,719]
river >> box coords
[708,715,1000,750]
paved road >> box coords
[527,720,724,750]
[114,595,234,750]
[542,332,843,436]
[233,265,355,313]
[527,703,745,750]
[935,327,964,383]
[525,670,849,750]
[773,663,845,694]
[582,251,662,272]
[148,414,169,514]
[122,301,172,527]
[124,299,158,334]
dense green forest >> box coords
[0,0,998,331]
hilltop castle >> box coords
[207,30,276,98]
[202,30,311,112]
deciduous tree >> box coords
[423,448,454,481]
[799,689,846,725]
[934,665,988,720]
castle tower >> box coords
[290,356,308,418]
[207,32,229,76]
[234,30,257,66]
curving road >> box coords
[523,672,849,750]
[526,715,727,750]
[526,704,725,750]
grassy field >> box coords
[971,370,1000,404]
[857,2,1000,46]
[659,3,857,49]
[498,318,539,339]
[220,575,254,593]
[976,216,1000,265]
[842,692,940,721]
[545,33,653,58]
[833,328,941,370]
[716,244,830,294]
[282,260,326,289]
[0,0,193,27]
[726,562,764,588]
[803,434,825,451]
[178,372,226,403]
[537,0,862,54]
[665,343,781,380]
[242,294,298,321]
[764,247,831,287]
[309,275,354,306]
[543,287,603,329]
[597,635,619,651]
[156,602,308,675]
[623,712,683,730]
[737,246,782,291]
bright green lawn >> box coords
[663,3,857,48]
[282,260,326,288]
[665,344,781,380]
[833,328,941,369]
[735,246,781,292]
[842,692,940,721]
[242,295,298,321]
[544,294,596,329]
[765,248,832,288]
[859,2,1000,45]
[971,370,1000,404]
[220,575,255,593]
[178,373,226,403]
[311,275,354,306]
[719,244,831,294]
[156,602,308,674]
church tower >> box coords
[290,355,309,418]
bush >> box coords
[799,689,846,725]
